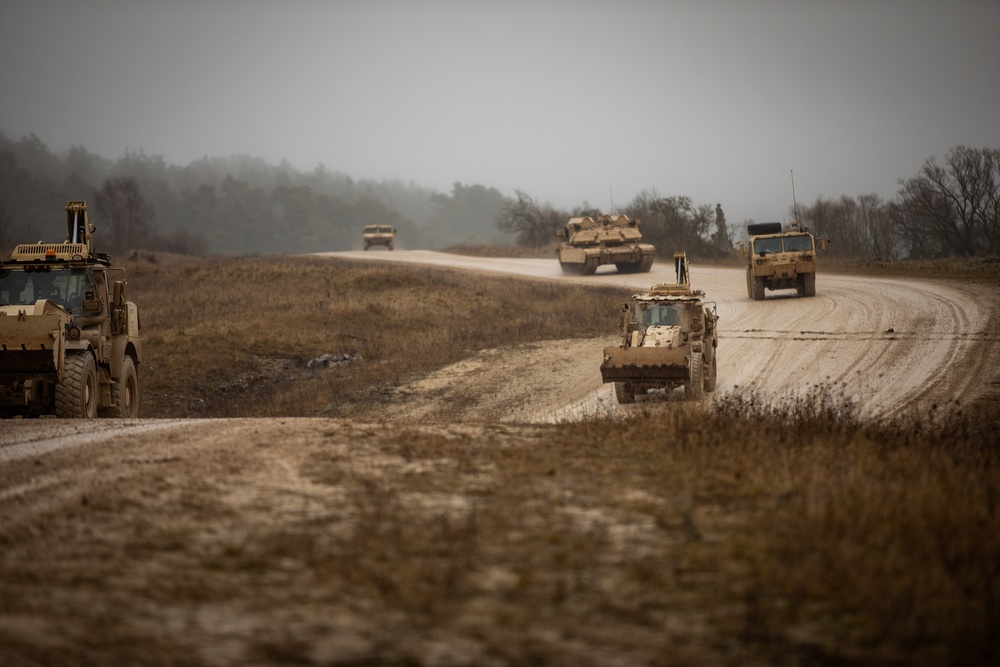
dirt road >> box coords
[3,251,997,448]
[323,250,1000,421]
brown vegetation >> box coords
[2,253,995,665]
[127,252,625,418]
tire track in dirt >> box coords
[0,419,204,464]
[324,251,999,422]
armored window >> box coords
[782,235,813,252]
[753,238,782,254]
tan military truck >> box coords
[600,252,718,403]
[0,201,141,418]
[362,225,396,250]
[739,221,826,300]
[556,213,655,275]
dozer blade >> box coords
[0,313,66,381]
[600,346,689,383]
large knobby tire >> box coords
[703,353,717,393]
[55,351,99,418]
[746,267,754,299]
[752,276,766,301]
[615,382,635,404]
[686,354,704,399]
[803,272,816,297]
[108,356,139,418]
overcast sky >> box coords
[2,0,998,224]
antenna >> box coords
[790,169,800,224]
[609,186,615,214]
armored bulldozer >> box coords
[556,213,655,275]
[0,201,141,418]
[362,225,395,250]
[600,252,718,403]
[739,221,827,300]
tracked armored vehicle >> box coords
[739,221,826,300]
[600,252,718,403]
[556,213,655,275]
[0,201,141,418]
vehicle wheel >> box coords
[746,267,754,299]
[388,241,394,251]
[615,382,635,404]
[55,351,99,418]
[803,272,816,296]
[363,243,369,251]
[703,353,717,392]
[686,354,704,399]
[752,276,766,301]
[108,356,139,418]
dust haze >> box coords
[2,0,998,222]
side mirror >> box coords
[737,241,747,257]
[113,280,126,308]
[83,290,101,314]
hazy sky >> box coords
[2,1,998,224]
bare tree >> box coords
[897,146,1000,257]
[855,194,900,261]
[626,193,718,257]
[713,203,731,250]
[495,189,560,247]
[94,176,155,252]
[0,205,12,257]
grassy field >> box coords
[128,252,625,418]
[117,252,999,664]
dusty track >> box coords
[324,250,1000,421]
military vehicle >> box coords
[600,252,718,403]
[362,225,395,250]
[739,221,827,300]
[0,201,141,418]
[556,213,655,275]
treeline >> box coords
[799,146,1000,259]
[496,188,733,259]
[2,128,996,261]
[499,145,1000,261]
[0,130,509,257]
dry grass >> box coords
[821,255,1000,280]
[31,251,990,665]
[126,252,624,418]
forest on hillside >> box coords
[0,130,511,257]
[1,129,997,261]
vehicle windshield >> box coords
[753,238,783,254]
[782,234,813,251]
[0,268,97,315]
[753,235,813,254]
[640,303,681,326]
